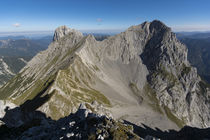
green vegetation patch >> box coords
[56,56,110,106]
[129,82,143,104]
[12,74,56,105]
[54,58,111,118]
[79,87,111,106]
[51,92,73,119]
[92,65,100,71]
[143,83,163,114]
[108,121,137,140]
[61,36,87,61]
[87,117,139,140]
[163,105,185,128]
[181,63,191,76]
[44,55,59,73]
[48,101,63,120]
[0,69,30,99]
[158,65,177,84]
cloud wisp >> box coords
[97,18,103,22]
[96,18,103,25]
[13,23,21,27]
[172,26,210,32]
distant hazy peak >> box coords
[53,25,83,41]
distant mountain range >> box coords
[177,33,210,83]
[0,39,48,56]
[0,36,26,40]
[0,36,52,87]
[176,32,210,39]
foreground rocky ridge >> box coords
[0,20,209,129]
[0,102,140,140]
[0,103,209,140]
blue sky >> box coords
[0,0,210,33]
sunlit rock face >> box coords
[0,20,209,129]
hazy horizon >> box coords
[0,28,210,38]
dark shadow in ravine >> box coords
[124,120,210,140]
[20,79,54,112]
[0,79,55,139]
[0,107,51,139]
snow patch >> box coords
[0,100,17,118]
[18,58,28,64]
[0,58,15,75]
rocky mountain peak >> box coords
[150,20,170,30]
[0,20,209,130]
[127,20,170,33]
[53,25,83,41]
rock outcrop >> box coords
[53,25,83,41]
[0,20,209,130]
[0,103,139,140]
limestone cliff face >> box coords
[53,25,83,41]
[0,20,209,128]
[139,21,210,127]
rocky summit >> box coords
[0,20,210,136]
